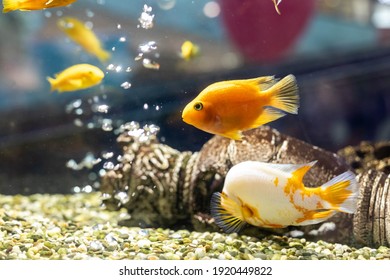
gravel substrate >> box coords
[0,192,389,260]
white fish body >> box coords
[211,161,359,233]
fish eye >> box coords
[193,102,203,111]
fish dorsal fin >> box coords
[210,192,247,233]
[288,161,317,182]
[68,79,83,87]
[248,76,278,91]
[259,161,317,179]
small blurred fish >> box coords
[272,0,282,15]
[47,63,104,93]
[2,0,77,13]
[211,161,359,233]
[180,40,199,61]
[57,17,111,63]
[182,74,299,140]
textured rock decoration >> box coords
[100,122,390,247]
[338,142,390,247]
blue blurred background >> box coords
[0,0,389,194]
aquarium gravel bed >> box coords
[0,192,389,260]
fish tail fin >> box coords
[210,192,247,233]
[319,171,359,214]
[46,76,57,92]
[2,0,19,13]
[268,74,299,114]
[96,49,111,63]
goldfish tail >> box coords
[96,49,111,63]
[46,76,57,92]
[268,74,299,114]
[320,170,359,213]
[210,192,247,233]
[2,0,20,13]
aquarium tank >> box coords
[0,0,390,261]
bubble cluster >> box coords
[120,81,132,89]
[138,4,155,29]
[135,41,160,70]
[62,3,166,194]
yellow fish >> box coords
[47,63,104,93]
[182,74,299,140]
[211,161,359,233]
[180,40,199,61]
[3,0,77,13]
[57,17,111,63]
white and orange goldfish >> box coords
[47,63,104,93]
[2,0,77,13]
[182,74,299,140]
[211,161,359,233]
[57,17,111,63]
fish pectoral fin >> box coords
[295,210,336,226]
[68,79,83,87]
[210,192,247,233]
[252,107,285,128]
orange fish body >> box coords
[182,75,299,140]
[57,17,111,63]
[47,63,104,93]
[3,0,77,13]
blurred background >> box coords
[0,0,389,194]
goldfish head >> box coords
[84,66,105,84]
[182,99,214,131]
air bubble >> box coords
[82,185,93,193]
[142,58,160,70]
[97,104,109,113]
[138,41,157,53]
[73,119,83,127]
[102,152,114,159]
[120,82,132,89]
[103,161,115,170]
[102,119,113,131]
[114,191,130,204]
[85,21,93,29]
[86,9,95,18]
[158,0,176,10]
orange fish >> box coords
[2,0,77,13]
[182,74,299,140]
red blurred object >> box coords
[220,0,315,62]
